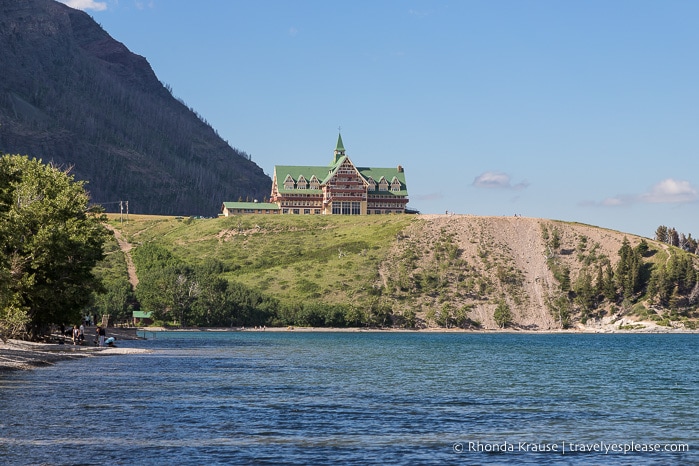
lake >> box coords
[0,331,696,465]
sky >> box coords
[61,0,699,238]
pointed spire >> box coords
[332,132,346,164]
[335,133,345,153]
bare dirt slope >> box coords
[105,224,139,289]
[381,214,656,330]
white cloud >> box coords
[473,171,529,190]
[639,178,698,204]
[61,0,108,11]
[601,197,625,206]
[593,178,698,207]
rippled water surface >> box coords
[0,332,697,465]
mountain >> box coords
[0,0,271,216]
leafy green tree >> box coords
[401,307,417,328]
[493,299,512,328]
[547,293,571,328]
[573,268,595,319]
[190,274,231,326]
[437,302,453,328]
[615,237,644,299]
[669,228,680,247]
[0,155,108,338]
[453,304,473,328]
[602,263,617,301]
[558,266,571,292]
[654,225,669,243]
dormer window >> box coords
[391,177,401,192]
[309,175,320,190]
[297,175,307,189]
[378,177,389,192]
[284,175,295,190]
[367,177,376,190]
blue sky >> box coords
[62,0,698,238]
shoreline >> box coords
[0,327,149,372]
[2,323,695,373]
[139,322,698,334]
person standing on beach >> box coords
[96,326,106,347]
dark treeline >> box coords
[654,225,698,255]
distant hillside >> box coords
[0,0,271,216]
[106,214,699,331]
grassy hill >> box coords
[103,214,699,330]
[112,214,411,306]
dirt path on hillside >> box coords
[105,224,139,289]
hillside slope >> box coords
[0,0,271,216]
[108,214,698,331]
[380,215,680,330]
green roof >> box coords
[222,202,280,210]
[272,135,408,197]
[357,166,409,196]
[274,165,335,193]
[335,133,345,152]
[273,159,408,197]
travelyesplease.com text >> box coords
[453,441,690,455]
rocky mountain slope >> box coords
[0,0,271,216]
[379,215,696,331]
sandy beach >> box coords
[0,327,149,372]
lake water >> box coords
[0,331,696,465]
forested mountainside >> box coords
[0,0,271,216]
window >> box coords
[304,209,310,214]
[378,177,389,191]
[293,209,299,214]
[367,177,376,190]
[297,175,307,189]
[391,177,401,192]
[309,176,320,189]
[352,202,361,215]
[284,175,295,190]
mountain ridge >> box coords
[0,0,271,216]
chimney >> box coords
[397,165,404,173]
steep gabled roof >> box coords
[356,166,408,196]
[272,135,408,197]
[273,165,330,194]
